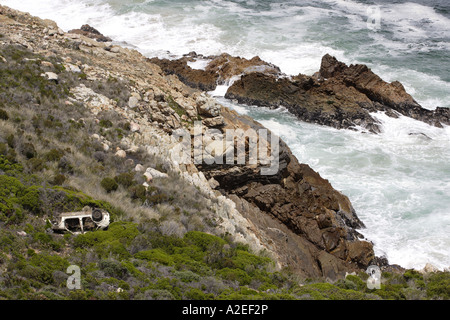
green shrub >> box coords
[342,274,367,291]
[32,232,62,251]
[0,175,41,219]
[0,109,8,120]
[101,277,130,291]
[403,269,423,281]
[217,268,251,286]
[184,231,227,252]
[44,148,64,162]
[129,185,147,201]
[21,142,36,159]
[172,270,201,283]
[18,186,42,214]
[28,253,70,285]
[184,288,214,300]
[293,283,369,300]
[114,172,135,188]
[426,272,450,299]
[231,250,271,272]
[134,248,174,266]
[74,222,139,249]
[146,232,186,253]
[99,260,129,279]
[28,157,46,172]
[172,252,211,276]
[51,173,66,186]
[101,177,118,193]
[143,289,175,300]
[372,284,406,300]
[0,143,7,156]
[0,155,23,174]
[6,134,15,148]
[99,119,113,128]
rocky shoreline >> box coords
[152,52,450,134]
[3,4,445,281]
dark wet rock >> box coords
[150,52,282,92]
[68,24,112,42]
[149,56,219,91]
[205,53,282,84]
[225,72,382,133]
[225,54,450,132]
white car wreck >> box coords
[52,206,110,234]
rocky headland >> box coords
[152,52,450,134]
[11,3,450,293]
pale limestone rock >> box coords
[43,71,58,81]
[41,61,53,68]
[131,92,141,101]
[130,122,140,133]
[64,63,81,73]
[110,46,120,53]
[125,158,135,167]
[421,263,440,274]
[208,177,220,189]
[197,99,221,117]
[153,87,165,102]
[70,85,116,115]
[128,96,139,108]
[115,149,126,158]
[203,116,224,127]
[151,112,166,123]
[102,143,110,152]
[146,167,168,179]
[135,164,145,172]
[143,171,153,182]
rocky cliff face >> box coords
[201,107,375,278]
[0,5,379,279]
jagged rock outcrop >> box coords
[317,54,450,127]
[149,56,219,91]
[226,54,450,132]
[204,53,281,84]
[226,71,381,132]
[150,52,282,91]
[68,24,113,42]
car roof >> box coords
[58,211,92,218]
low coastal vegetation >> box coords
[0,43,449,301]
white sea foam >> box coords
[187,59,211,70]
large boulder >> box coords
[205,53,281,84]
[149,57,219,91]
[68,24,112,42]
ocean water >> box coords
[4,0,449,270]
